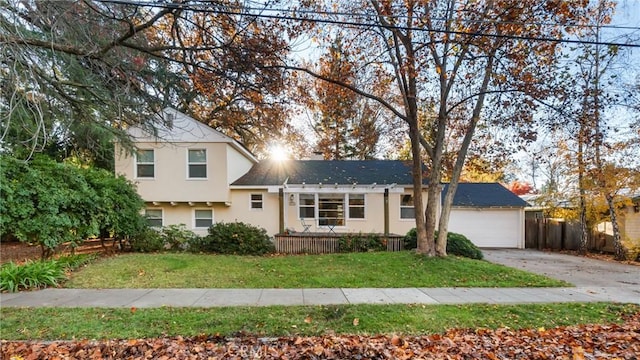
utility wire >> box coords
[95,0,640,48]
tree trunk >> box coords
[605,193,625,260]
[410,119,434,256]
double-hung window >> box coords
[400,194,415,219]
[348,194,365,219]
[136,150,154,178]
[145,209,163,227]
[194,209,213,228]
[299,194,315,218]
[188,149,207,178]
[250,194,263,209]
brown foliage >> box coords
[3,313,639,359]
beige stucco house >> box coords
[115,108,527,248]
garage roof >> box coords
[444,183,529,208]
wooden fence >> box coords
[273,233,405,254]
[525,219,614,252]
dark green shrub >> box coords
[338,233,386,252]
[162,224,200,251]
[446,232,483,260]
[129,227,164,253]
[403,228,418,250]
[403,228,483,259]
[195,222,274,255]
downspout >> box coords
[384,188,389,236]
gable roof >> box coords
[232,160,424,186]
[126,108,257,163]
[444,183,529,208]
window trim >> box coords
[144,208,163,227]
[400,194,415,220]
[135,149,155,179]
[187,149,207,180]
[250,193,263,210]
[193,208,214,229]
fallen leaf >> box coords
[353,318,359,326]
[304,316,312,324]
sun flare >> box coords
[269,144,290,161]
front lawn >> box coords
[65,252,569,288]
[1,303,636,340]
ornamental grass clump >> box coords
[0,260,65,292]
[0,254,96,292]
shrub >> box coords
[195,222,274,255]
[161,224,200,251]
[129,227,164,253]
[403,228,484,259]
[338,233,386,252]
[446,232,484,260]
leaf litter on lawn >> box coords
[2,312,639,359]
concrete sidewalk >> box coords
[2,286,639,308]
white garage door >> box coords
[447,208,523,248]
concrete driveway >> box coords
[483,249,640,287]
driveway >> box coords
[483,249,640,287]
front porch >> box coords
[273,232,405,254]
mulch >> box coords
[0,239,118,265]
[2,313,639,359]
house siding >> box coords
[622,205,640,249]
[115,142,234,203]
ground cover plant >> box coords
[0,303,636,341]
[0,254,95,292]
[65,252,569,288]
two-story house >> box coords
[115,108,527,248]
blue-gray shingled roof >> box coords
[443,183,529,208]
[232,160,424,186]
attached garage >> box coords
[445,184,528,249]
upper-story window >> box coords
[136,149,154,178]
[188,149,207,178]
[400,194,415,219]
[251,194,263,209]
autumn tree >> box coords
[0,0,293,163]
[287,0,585,256]
[302,37,384,159]
[549,0,639,258]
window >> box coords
[400,194,415,219]
[188,149,207,178]
[145,209,163,227]
[348,194,365,219]
[318,193,344,226]
[136,150,154,178]
[299,194,315,218]
[250,194,263,209]
[194,209,213,228]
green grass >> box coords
[1,303,636,340]
[65,252,570,288]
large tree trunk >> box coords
[409,117,434,256]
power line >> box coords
[95,0,640,48]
